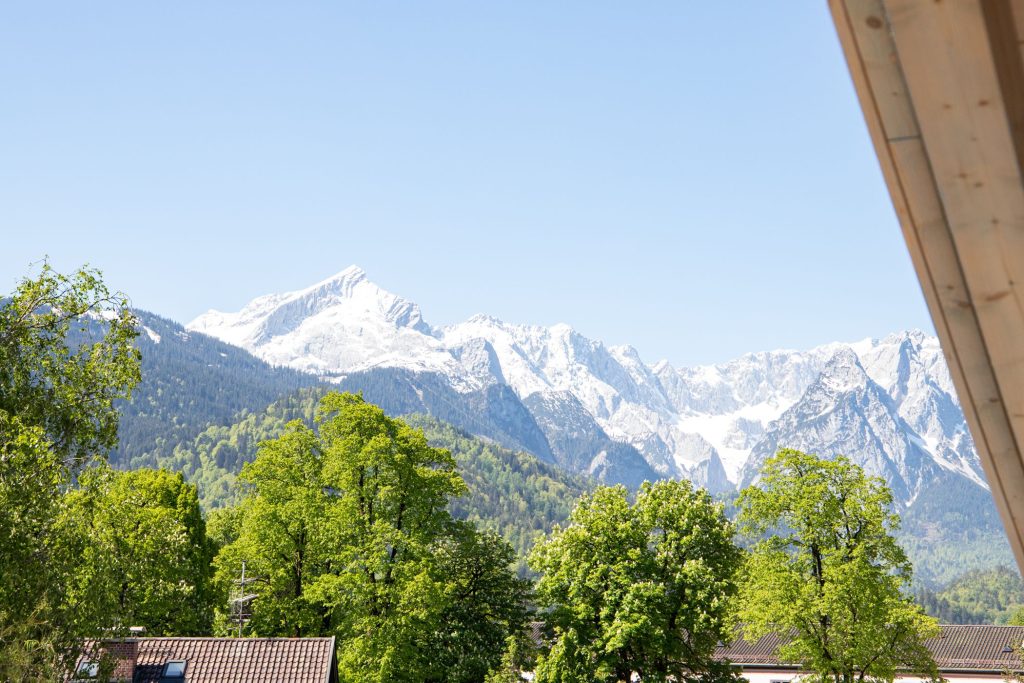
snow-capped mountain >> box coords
[738,349,944,501]
[189,266,471,387]
[187,266,983,504]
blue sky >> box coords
[0,2,931,366]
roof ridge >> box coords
[937,624,1024,628]
[129,636,336,641]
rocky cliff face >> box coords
[188,266,982,501]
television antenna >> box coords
[229,561,261,637]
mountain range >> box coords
[186,265,984,507]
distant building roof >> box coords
[75,637,338,683]
[717,625,1024,673]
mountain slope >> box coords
[185,266,983,505]
[107,310,319,469]
[739,349,943,503]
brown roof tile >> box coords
[925,625,1024,671]
[79,637,337,683]
[717,625,1024,673]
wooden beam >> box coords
[830,0,1024,571]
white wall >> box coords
[739,669,1006,683]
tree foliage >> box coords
[427,522,531,683]
[215,392,529,683]
[0,264,141,680]
[914,566,1024,624]
[139,388,590,578]
[0,262,140,467]
[61,466,217,636]
[738,449,939,683]
[529,480,742,683]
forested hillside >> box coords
[898,472,1014,587]
[407,415,592,568]
[105,310,318,468]
[915,566,1024,624]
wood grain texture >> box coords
[830,0,1024,570]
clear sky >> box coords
[0,2,932,367]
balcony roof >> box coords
[830,0,1024,572]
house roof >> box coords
[718,625,1024,673]
[81,637,337,683]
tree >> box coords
[60,466,217,636]
[485,632,539,683]
[215,391,529,683]
[528,480,743,683]
[427,522,532,683]
[213,421,331,638]
[0,412,70,681]
[0,262,140,467]
[0,263,140,680]
[738,449,940,683]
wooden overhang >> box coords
[829,0,1024,570]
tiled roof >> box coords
[91,637,337,683]
[717,625,1024,673]
[926,625,1024,671]
[717,630,788,667]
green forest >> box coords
[915,566,1024,625]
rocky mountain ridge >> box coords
[188,266,981,504]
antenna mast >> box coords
[229,561,259,637]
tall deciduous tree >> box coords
[529,480,742,683]
[61,467,217,636]
[215,392,528,683]
[0,264,140,680]
[427,522,531,683]
[0,262,140,466]
[738,448,939,683]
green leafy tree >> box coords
[0,262,140,466]
[738,449,939,683]
[0,413,70,681]
[0,263,140,680]
[485,632,539,683]
[213,422,330,637]
[60,466,217,636]
[529,480,742,683]
[427,522,532,683]
[215,392,529,683]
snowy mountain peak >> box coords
[464,313,506,327]
[818,348,870,394]
[184,269,979,502]
[186,267,467,382]
[307,264,368,290]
